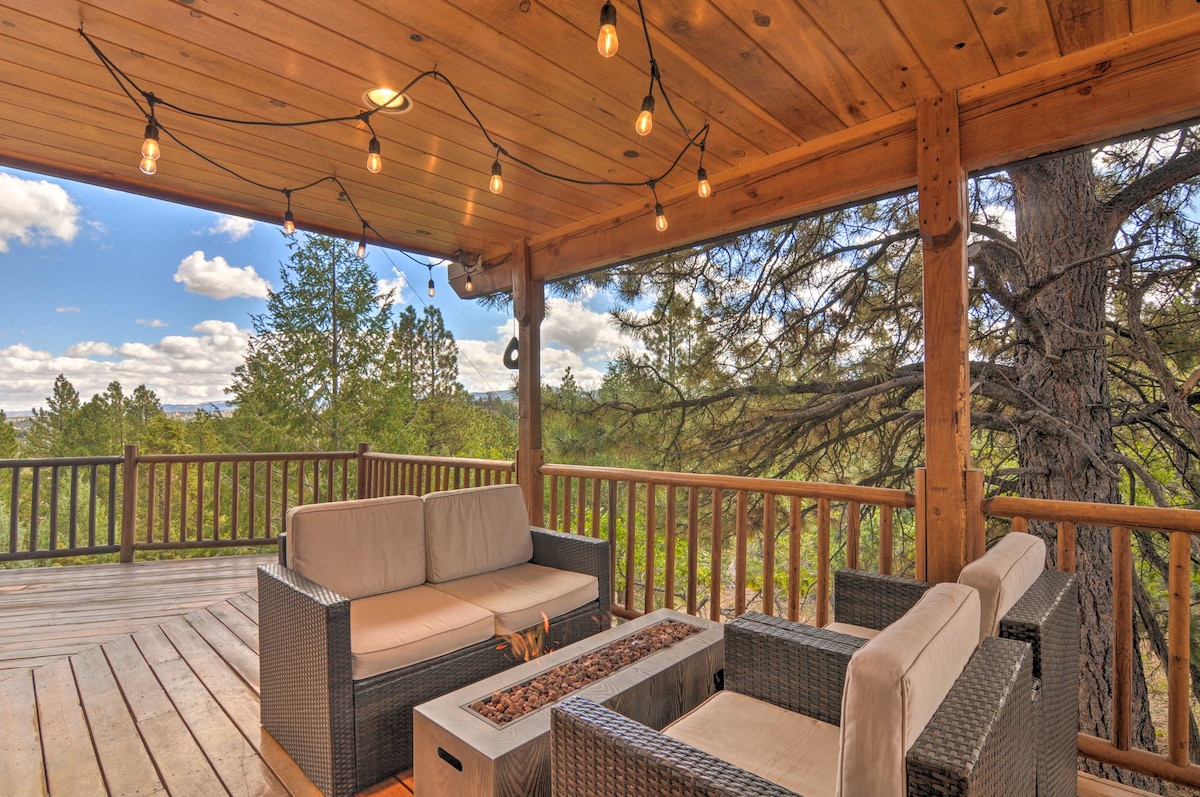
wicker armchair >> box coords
[830,535,1078,797]
[259,518,611,797]
[551,586,1035,797]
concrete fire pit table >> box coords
[413,608,724,797]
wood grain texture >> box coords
[0,669,49,797]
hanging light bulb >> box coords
[283,209,295,235]
[427,276,436,298]
[597,1,618,57]
[366,137,382,174]
[139,155,157,175]
[489,159,504,195]
[696,167,712,199]
[357,239,367,259]
[654,202,668,232]
[141,121,160,161]
[635,95,655,137]
[465,273,474,292]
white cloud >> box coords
[137,318,168,328]
[206,214,255,241]
[376,267,409,302]
[0,321,252,411]
[173,250,270,300]
[542,298,626,357]
[56,306,80,314]
[0,173,80,253]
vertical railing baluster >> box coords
[577,477,586,538]
[248,461,257,539]
[1112,526,1133,751]
[563,476,573,534]
[162,463,173,544]
[195,461,205,542]
[735,491,748,616]
[1168,530,1191,767]
[687,487,699,615]
[762,493,775,616]
[9,467,20,554]
[880,505,894,575]
[591,478,601,539]
[211,461,221,541]
[549,477,559,531]
[607,480,618,609]
[816,497,831,628]
[788,496,801,622]
[146,464,157,545]
[1058,521,1076,573]
[625,481,637,611]
[180,461,190,542]
[846,500,860,571]
[710,488,723,622]
[644,482,656,615]
[665,486,677,611]
[68,465,79,550]
[49,465,59,551]
[233,461,242,540]
[29,467,40,552]
[107,462,117,547]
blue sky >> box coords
[0,167,627,414]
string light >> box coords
[427,263,436,298]
[282,190,296,235]
[654,202,668,232]
[465,273,474,292]
[366,137,382,174]
[696,167,711,199]
[597,1,618,57]
[357,222,368,258]
[635,94,654,137]
[489,159,504,195]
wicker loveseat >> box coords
[258,484,611,797]
[551,583,1035,796]
[827,532,1078,797]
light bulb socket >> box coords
[599,1,617,29]
[640,94,655,115]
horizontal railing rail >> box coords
[360,452,515,498]
[984,494,1200,789]
[539,462,916,624]
[0,455,124,562]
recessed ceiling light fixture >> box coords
[362,88,413,115]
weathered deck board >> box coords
[0,669,49,796]
[0,554,272,674]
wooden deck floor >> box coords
[0,555,1165,797]
[0,555,273,674]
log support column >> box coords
[512,239,545,524]
[918,93,975,582]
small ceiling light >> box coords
[489,159,504,195]
[635,94,655,137]
[654,202,668,232]
[362,88,413,115]
[597,1,618,57]
[283,209,295,235]
[366,137,382,174]
[696,167,711,199]
[465,273,474,292]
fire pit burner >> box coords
[469,620,701,725]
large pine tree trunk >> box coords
[1008,153,1160,791]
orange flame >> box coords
[500,612,553,662]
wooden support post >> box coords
[512,238,545,524]
[355,442,369,499]
[918,92,972,583]
[120,444,138,563]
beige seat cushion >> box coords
[423,484,533,583]
[823,621,881,640]
[286,495,426,600]
[958,532,1046,641]
[664,691,840,797]
[837,582,980,797]
[349,586,495,680]
[429,562,598,635]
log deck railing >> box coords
[3,448,1199,790]
[984,494,1200,789]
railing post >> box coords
[356,442,370,499]
[120,444,138,563]
[512,237,545,524]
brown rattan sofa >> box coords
[828,533,1078,797]
[258,484,611,797]
[551,583,1035,797]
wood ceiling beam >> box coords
[451,14,1200,298]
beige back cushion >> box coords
[836,583,980,797]
[958,532,1046,641]
[285,495,426,600]
[423,484,533,583]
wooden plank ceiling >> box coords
[0,0,1197,292]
